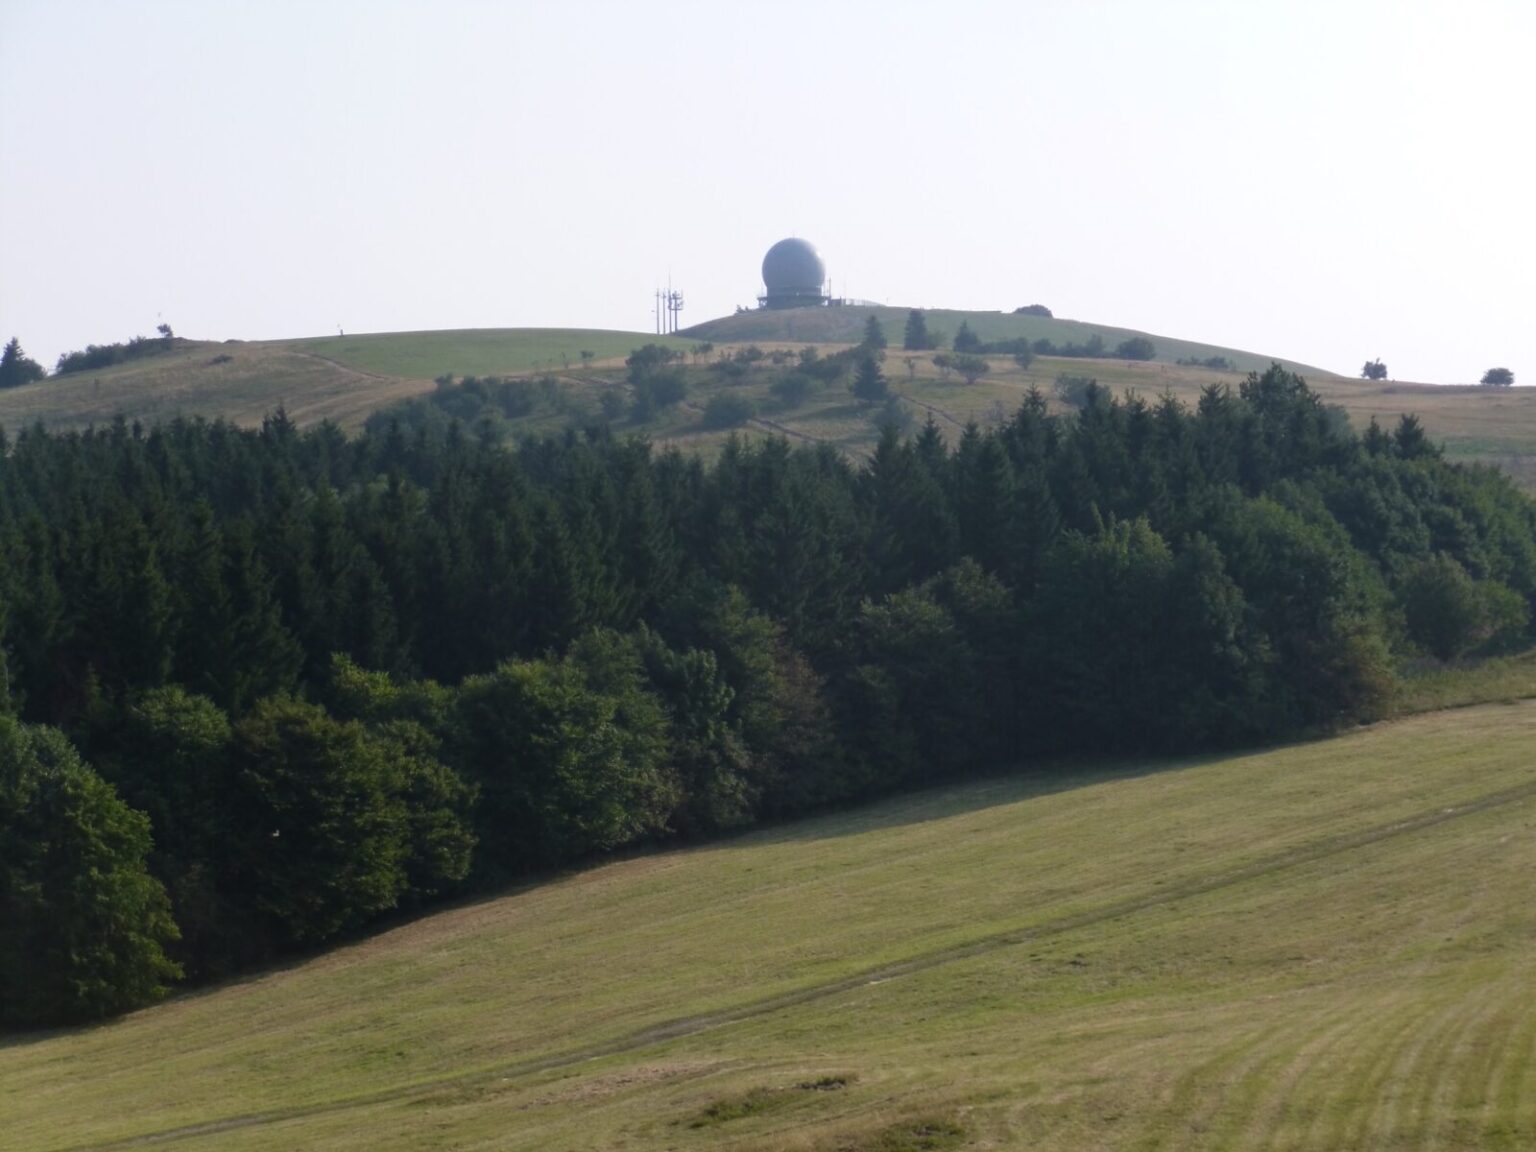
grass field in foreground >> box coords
[5,700,1535,1151]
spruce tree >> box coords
[902,310,932,351]
[861,314,887,353]
[851,354,888,405]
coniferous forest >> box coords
[3,365,1535,1027]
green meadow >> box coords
[280,327,693,379]
[7,698,1534,1151]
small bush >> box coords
[1054,374,1099,408]
[950,353,990,384]
[625,344,683,380]
[857,1116,967,1151]
[701,392,755,429]
[599,391,627,421]
[630,369,687,421]
[799,1074,853,1090]
[691,1087,781,1127]
[976,337,1034,356]
[1014,303,1053,317]
[1033,334,1105,359]
[1114,336,1156,361]
[770,371,813,409]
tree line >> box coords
[2,364,1534,1027]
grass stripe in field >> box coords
[54,767,1536,1152]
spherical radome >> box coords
[762,238,826,294]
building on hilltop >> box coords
[758,237,834,309]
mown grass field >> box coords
[6,698,1535,1151]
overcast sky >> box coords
[3,0,1531,383]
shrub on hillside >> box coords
[1033,334,1106,359]
[1053,374,1099,408]
[950,353,990,385]
[55,330,177,375]
[770,371,814,409]
[702,392,756,429]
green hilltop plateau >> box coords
[6,693,1535,1151]
[2,309,1533,488]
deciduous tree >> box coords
[1,718,180,1026]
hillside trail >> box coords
[286,351,403,383]
[68,770,1536,1152]
[893,390,966,429]
[673,396,831,447]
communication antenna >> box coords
[653,280,685,333]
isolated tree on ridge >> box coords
[0,337,46,389]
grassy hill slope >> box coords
[280,327,693,380]
[6,700,1535,1151]
[0,329,691,433]
[636,351,1536,488]
[4,319,1534,488]
[683,304,1334,377]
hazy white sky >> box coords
[2,0,1532,383]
